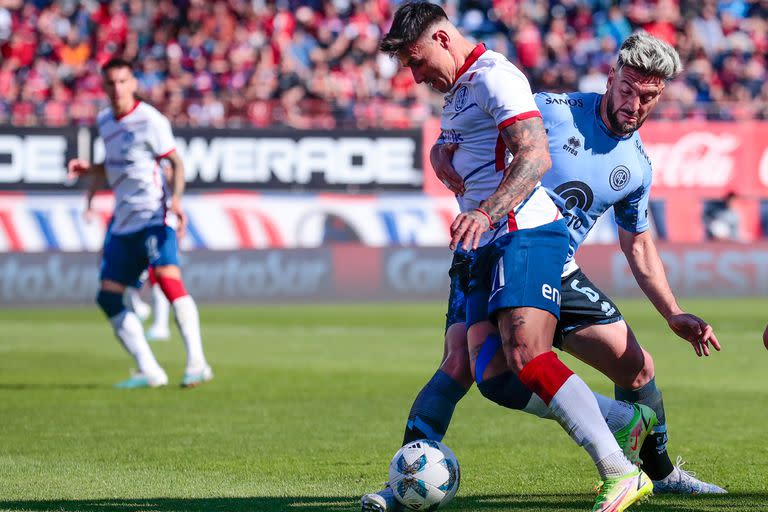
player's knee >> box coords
[629,350,655,389]
[96,290,125,318]
[477,371,532,410]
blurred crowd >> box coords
[1,0,767,129]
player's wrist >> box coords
[473,208,493,229]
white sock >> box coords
[109,310,163,375]
[150,283,170,330]
[525,391,636,435]
[172,295,207,371]
[547,375,635,478]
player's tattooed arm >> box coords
[449,116,551,251]
[478,116,551,222]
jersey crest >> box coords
[609,165,631,191]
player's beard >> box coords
[606,94,643,136]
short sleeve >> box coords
[614,165,652,233]
[477,64,541,130]
[149,112,176,158]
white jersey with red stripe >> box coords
[438,44,560,247]
[96,100,176,235]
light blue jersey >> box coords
[536,92,653,275]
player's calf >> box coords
[96,289,165,384]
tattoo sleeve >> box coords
[478,116,551,223]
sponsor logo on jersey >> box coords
[439,129,464,144]
[610,165,631,191]
[553,181,594,211]
[545,96,584,107]
[541,283,561,304]
[635,139,651,166]
[563,135,581,156]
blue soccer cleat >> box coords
[114,370,168,389]
[181,365,213,388]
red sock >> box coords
[517,351,574,406]
[148,267,158,285]
[155,275,188,302]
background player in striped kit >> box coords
[68,58,211,388]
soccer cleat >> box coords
[652,456,727,494]
[146,325,171,341]
[114,370,168,389]
[613,404,657,466]
[361,485,402,512]
[593,468,653,512]
[181,365,213,388]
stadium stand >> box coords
[1,0,767,128]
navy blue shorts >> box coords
[445,250,473,332]
[552,268,624,348]
[466,220,570,327]
[100,225,179,286]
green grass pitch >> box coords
[0,299,767,511]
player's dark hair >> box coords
[101,57,134,75]
[380,2,448,55]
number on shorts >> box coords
[570,279,599,302]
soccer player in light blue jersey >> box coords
[426,32,724,495]
[363,31,725,511]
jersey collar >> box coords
[115,100,141,121]
[451,43,486,91]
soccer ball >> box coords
[388,439,460,510]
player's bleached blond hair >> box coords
[617,32,682,80]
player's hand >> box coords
[450,209,491,251]
[431,143,465,196]
[667,313,721,357]
[83,207,97,223]
[67,159,91,179]
[170,198,187,240]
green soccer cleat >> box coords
[613,403,657,466]
[114,370,168,389]
[593,468,653,512]
[181,365,213,388]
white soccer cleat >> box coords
[652,457,727,494]
[361,486,401,512]
[146,325,171,341]
[181,365,213,388]
[114,369,168,389]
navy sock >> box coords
[403,370,468,445]
[615,377,674,479]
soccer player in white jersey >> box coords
[68,58,212,389]
[364,4,653,511]
[83,168,171,340]
[390,31,725,503]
